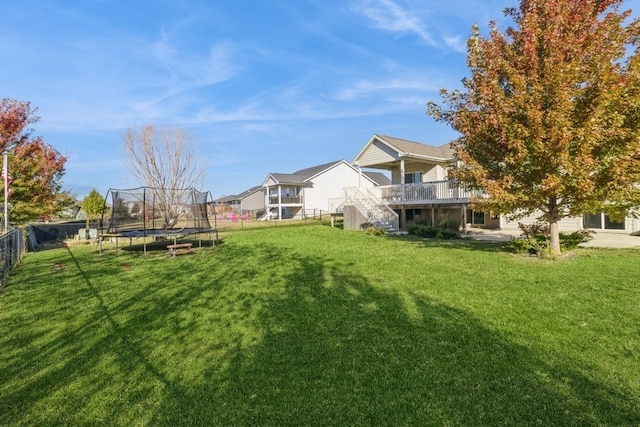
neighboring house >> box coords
[362,171,391,187]
[262,160,379,220]
[212,185,265,218]
[347,134,640,233]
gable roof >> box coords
[352,134,455,168]
[214,185,263,203]
[236,185,263,198]
[264,160,349,186]
[377,135,454,160]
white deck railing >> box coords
[268,195,303,205]
[370,180,478,205]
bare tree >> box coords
[123,125,206,229]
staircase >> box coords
[344,187,399,232]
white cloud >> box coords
[443,35,467,54]
[151,35,241,91]
[356,0,435,45]
[383,95,429,106]
[327,77,440,101]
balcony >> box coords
[370,180,479,205]
[268,195,303,205]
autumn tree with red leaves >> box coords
[428,0,640,255]
[0,99,73,223]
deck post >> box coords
[462,205,467,233]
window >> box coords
[404,172,422,184]
[584,213,601,229]
[473,211,485,225]
[583,213,625,230]
[466,210,485,225]
[604,214,625,230]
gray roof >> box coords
[268,173,308,184]
[377,135,454,160]
[237,185,263,198]
[363,171,391,186]
[214,185,263,203]
[267,160,344,184]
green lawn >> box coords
[0,224,638,426]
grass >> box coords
[0,223,639,425]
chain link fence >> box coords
[0,228,25,289]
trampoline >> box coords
[100,186,217,254]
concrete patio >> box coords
[465,229,640,249]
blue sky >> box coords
[2,0,638,200]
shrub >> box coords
[406,223,459,239]
[365,226,388,236]
[507,229,593,256]
[438,219,461,232]
[437,229,460,240]
[506,235,548,256]
[517,221,549,238]
[406,224,438,238]
[560,229,593,251]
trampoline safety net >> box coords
[103,187,212,235]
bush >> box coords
[517,221,549,238]
[365,226,388,236]
[506,229,593,256]
[560,229,593,251]
[406,223,459,239]
[438,219,461,232]
[406,224,438,238]
[506,235,548,256]
[437,228,460,240]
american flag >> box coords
[1,168,12,199]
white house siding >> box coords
[501,213,583,231]
[356,140,399,166]
[422,165,438,182]
[422,164,448,182]
[304,162,377,212]
[264,176,278,187]
[627,217,640,233]
[391,169,401,184]
[500,211,640,233]
[389,164,445,184]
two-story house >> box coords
[263,160,384,220]
[346,134,640,234]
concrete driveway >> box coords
[579,232,640,248]
[465,229,640,249]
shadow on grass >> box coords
[0,246,187,424]
[1,239,637,425]
[150,244,635,425]
[98,237,220,255]
[392,233,511,253]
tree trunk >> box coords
[548,196,561,256]
[549,219,561,256]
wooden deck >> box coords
[370,180,478,205]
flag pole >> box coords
[3,151,7,233]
